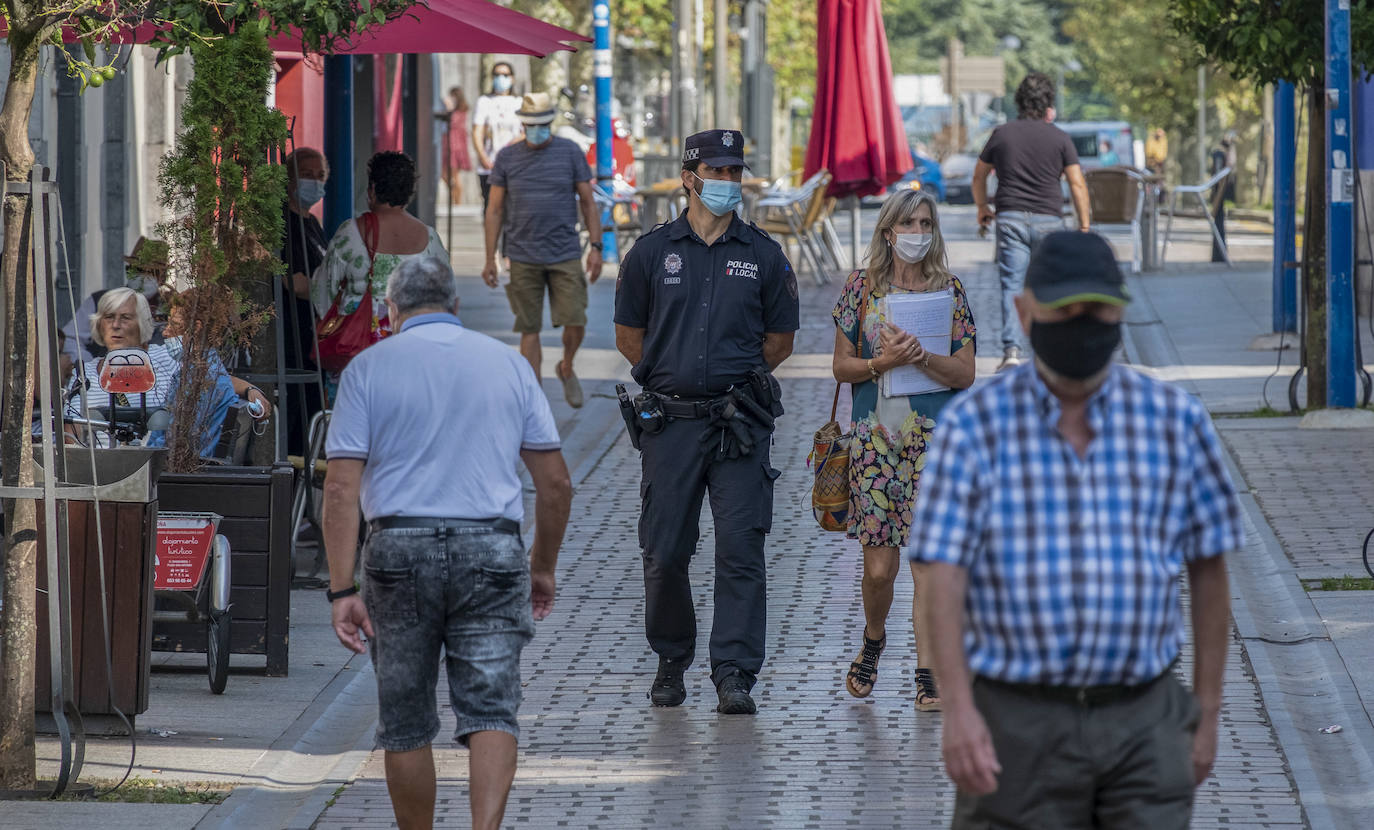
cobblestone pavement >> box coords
[318,222,1309,828]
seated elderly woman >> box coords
[64,286,270,453]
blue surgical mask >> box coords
[296,178,326,208]
[692,173,742,216]
[493,75,513,93]
[526,125,552,145]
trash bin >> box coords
[35,447,164,719]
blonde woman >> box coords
[830,189,976,709]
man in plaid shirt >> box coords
[908,231,1243,828]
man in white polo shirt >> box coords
[322,256,572,830]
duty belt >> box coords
[369,516,521,535]
[654,395,719,420]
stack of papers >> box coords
[880,290,953,398]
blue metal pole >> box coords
[1274,81,1297,333]
[593,1,619,263]
[1326,0,1356,407]
[324,56,355,237]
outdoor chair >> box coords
[1085,166,1147,273]
[755,170,836,284]
[1161,166,1232,265]
[588,183,642,257]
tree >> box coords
[0,0,408,792]
[1170,0,1374,408]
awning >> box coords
[5,1,589,58]
[271,0,589,57]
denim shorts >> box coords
[362,525,534,751]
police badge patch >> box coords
[722,132,734,148]
[664,253,683,274]
[785,265,798,299]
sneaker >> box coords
[715,671,757,715]
[649,657,687,707]
[996,346,1023,373]
[556,361,584,409]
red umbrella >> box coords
[804,0,911,199]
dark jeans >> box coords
[363,524,533,751]
[637,416,779,687]
[953,670,1200,829]
[995,210,1067,352]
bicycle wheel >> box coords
[207,609,231,694]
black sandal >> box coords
[914,667,941,712]
[845,629,886,698]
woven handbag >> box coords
[809,273,869,532]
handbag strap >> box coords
[829,270,870,421]
[331,212,380,310]
[359,211,380,279]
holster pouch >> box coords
[747,367,785,418]
[616,383,642,450]
[633,392,666,434]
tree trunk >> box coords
[1302,85,1327,409]
[0,23,43,791]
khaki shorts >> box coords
[505,258,587,333]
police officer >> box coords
[613,129,800,715]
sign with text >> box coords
[155,513,219,591]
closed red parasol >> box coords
[804,0,912,199]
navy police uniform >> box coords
[613,129,800,690]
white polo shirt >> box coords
[326,312,560,522]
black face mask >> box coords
[1029,314,1121,380]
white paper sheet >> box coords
[881,290,954,397]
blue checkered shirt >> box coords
[907,363,1244,686]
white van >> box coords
[1056,121,1135,169]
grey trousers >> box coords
[953,670,1201,830]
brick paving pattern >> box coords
[1218,424,1374,580]
[317,237,1308,828]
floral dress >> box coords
[831,269,976,547]
[310,217,450,397]
[311,217,450,329]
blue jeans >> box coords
[363,525,533,751]
[996,211,1067,352]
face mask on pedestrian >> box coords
[890,232,933,263]
[691,172,742,216]
[295,178,326,208]
[525,125,552,145]
[1029,313,1121,380]
[492,74,513,94]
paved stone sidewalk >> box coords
[318,227,1309,828]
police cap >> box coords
[682,129,749,169]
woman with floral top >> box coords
[830,188,976,710]
[311,152,449,391]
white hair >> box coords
[90,287,154,347]
[385,257,458,315]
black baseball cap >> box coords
[682,129,748,169]
[1026,231,1131,308]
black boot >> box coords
[649,657,688,707]
[715,670,757,715]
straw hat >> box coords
[516,92,556,126]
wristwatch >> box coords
[588,241,604,251]
[326,584,359,603]
[866,358,880,380]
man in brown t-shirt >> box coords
[973,72,1091,370]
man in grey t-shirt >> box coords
[973,72,1091,371]
[482,92,603,408]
